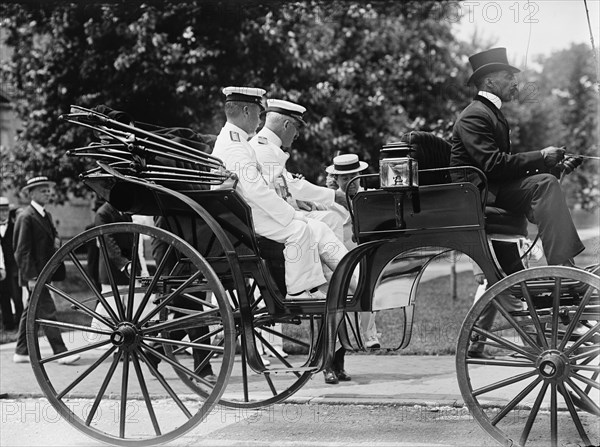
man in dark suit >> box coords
[450,48,585,358]
[451,47,584,267]
[13,177,80,364]
[0,197,23,331]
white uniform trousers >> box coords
[302,209,345,244]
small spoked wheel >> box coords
[457,266,600,447]
[170,282,318,408]
[27,223,235,446]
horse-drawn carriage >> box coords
[26,106,599,446]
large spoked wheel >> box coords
[170,281,318,408]
[26,223,235,446]
[457,266,600,447]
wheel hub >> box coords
[537,350,569,381]
[110,322,139,349]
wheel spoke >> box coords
[491,377,542,425]
[137,349,193,418]
[571,372,600,390]
[46,283,114,329]
[558,382,592,445]
[139,271,204,326]
[130,352,162,436]
[126,232,140,321]
[565,377,600,414]
[67,251,120,323]
[98,234,126,320]
[519,380,549,446]
[141,307,222,334]
[35,318,111,335]
[119,351,130,438]
[141,343,215,387]
[86,350,123,426]
[57,347,117,398]
[492,300,540,350]
[550,277,562,349]
[550,383,557,447]
[565,321,600,356]
[472,370,538,397]
[569,347,600,363]
[520,281,550,350]
[472,326,539,360]
[142,335,224,354]
[255,330,301,376]
[261,325,310,349]
[180,292,219,309]
[558,285,597,350]
[172,326,223,356]
[132,244,175,322]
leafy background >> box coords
[1,0,598,209]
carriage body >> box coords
[25,107,599,446]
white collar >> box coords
[478,91,502,109]
[30,200,45,216]
[257,127,283,148]
[223,121,250,141]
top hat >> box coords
[467,47,520,85]
[223,86,266,111]
[22,176,56,193]
[265,99,307,126]
[0,197,9,208]
[326,154,369,175]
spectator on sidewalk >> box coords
[13,177,80,365]
[0,197,23,331]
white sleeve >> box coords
[222,144,296,227]
[285,171,335,206]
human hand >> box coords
[559,156,584,175]
[325,174,338,189]
[291,172,305,181]
[296,200,314,211]
[27,279,37,290]
[541,146,566,167]
[0,268,5,282]
[333,190,348,209]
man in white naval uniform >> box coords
[211,87,349,300]
[249,99,346,241]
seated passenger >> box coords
[211,87,350,300]
[250,99,346,242]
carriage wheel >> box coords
[169,281,317,408]
[26,223,235,447]
[457,266,600,447]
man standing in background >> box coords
[0,197,23,331]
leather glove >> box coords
[541,146,566,167]
[559,156,584,175]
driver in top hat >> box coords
[450,48,586,358]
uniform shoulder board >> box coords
[258,136,268,145]
[229,131,241,142]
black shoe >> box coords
[467,351,495,360]
[334,369,351,381]
[323,369,339,384]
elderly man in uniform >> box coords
[212,87,351,300]
[13,177,80,364]
[451,48,585,358]
[250,99,347,241]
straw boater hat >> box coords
[467,47,520,85]
[21,176,56,193]
[0,197,9,208]
[326,154,368,175]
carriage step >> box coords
[264,366,318,374]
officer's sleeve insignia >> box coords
[230,131,241,142]
[258,136,268,145]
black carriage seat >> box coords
[400,131,528,237]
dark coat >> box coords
[449,95,548,202]
[94,202,133,285]
[13,205,59,286]
[0,209,18,279]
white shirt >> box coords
[478,90,502,109]
[30,200,45,217]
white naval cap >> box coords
[222,86,266,110]
[325,154,369,175]
[265,99,307,125]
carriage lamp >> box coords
[379,142,419,191]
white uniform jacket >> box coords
[211,122,302,232]
[250,127,335,207]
